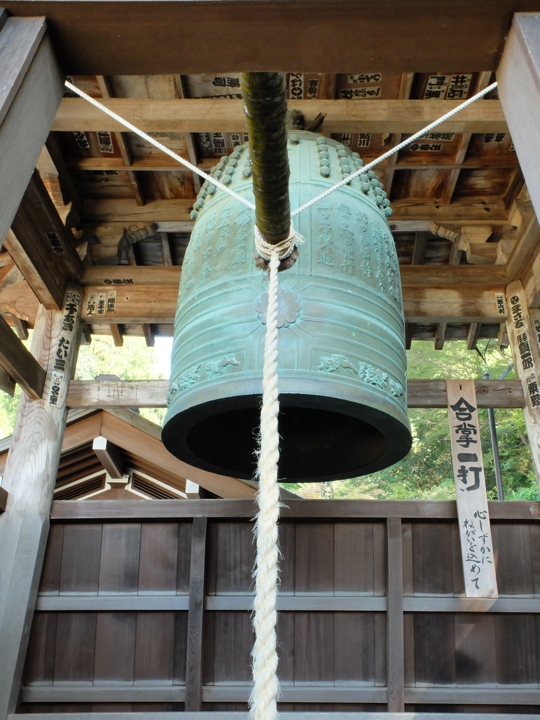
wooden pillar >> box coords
[386,517,404,712]
[505,280,540,488]
[0,283,83,717]
[185,516,208,711]
[0,15,64,250]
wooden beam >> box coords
[82,196,509,226]
[0,313,45,399]
[506,214,540,282]
[52,96,509,134]
[44,133,83,220]
[498,14,540,228]
[92,435,124,479]
[411,232,428,265]
[100,409,257,500]
[80,263,509,289]
[434,322,448,350]
[0,282,83,717]
[466,322,482,350]
[0,23,63,253]
[110,323,124,347]
[387,517,404,712]
[185,517,207,711]
[176,74,202,194]
[96,75,146,207]
[0,368,15,397]
[1,0,535,74]
[5,170,83,309]
[67,154,520,173]
[66,378,525,410]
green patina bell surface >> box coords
[162,131,412,482]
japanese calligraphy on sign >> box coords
[447,379,498,598]
[423,74,472,100]
[97,131,114,154]
[409,142,443,153]
[347,73,382,84]
[46,232,64,254]
[339,86,382,99]
[505,283,540,416]
[289,73,304,99]
[73,131,90,149]
[495,293,507,316]
[48,289,82,407]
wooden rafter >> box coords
[4,170,82,310]
[53,97,508,135]
[96,75,146,206]
[0,308,45,399]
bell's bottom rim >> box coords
[162,376,412,484]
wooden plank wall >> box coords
[18,501,540,713]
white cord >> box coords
[291,81,499,216]
[64,80,256,211]
[251,247,281,720]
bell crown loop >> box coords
[254,221,305,262]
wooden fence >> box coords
[18,499,540,714]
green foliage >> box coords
[0,333,537,502]
[285,339,539,501]
[0,335,167,438]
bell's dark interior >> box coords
[162,395,412,481]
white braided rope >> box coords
[291,81,498,216]
[250,225,301,720]
[64,81,256,211]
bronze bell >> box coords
[162,132,411,482]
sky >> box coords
[154,336,173,378]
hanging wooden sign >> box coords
[505,281,540,484]
[447,379,498,598]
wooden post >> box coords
[185,516,208,711]
[386,517,404,712]
[0,283,83,717]
[498,15,540,222]
[505,280,540,487]
[0,18,64,251]
[447,379,498,598]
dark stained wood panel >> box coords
[94,612,136,683]
[138,523,179,594]
[98,523,141,594]
[21,509,540,711]
[413,613,456,685]
[59,524,102,594]
[3,0,539,74]
[295,523,334,594]
[294,612,335,683]
[54,612,97,683]
[412,522,455,596]
[134,611,176,683]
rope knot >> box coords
[254,221,304,263]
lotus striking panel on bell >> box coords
[162,131,412,482]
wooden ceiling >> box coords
[1,17,539,351]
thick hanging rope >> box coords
[250,224,302,720]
